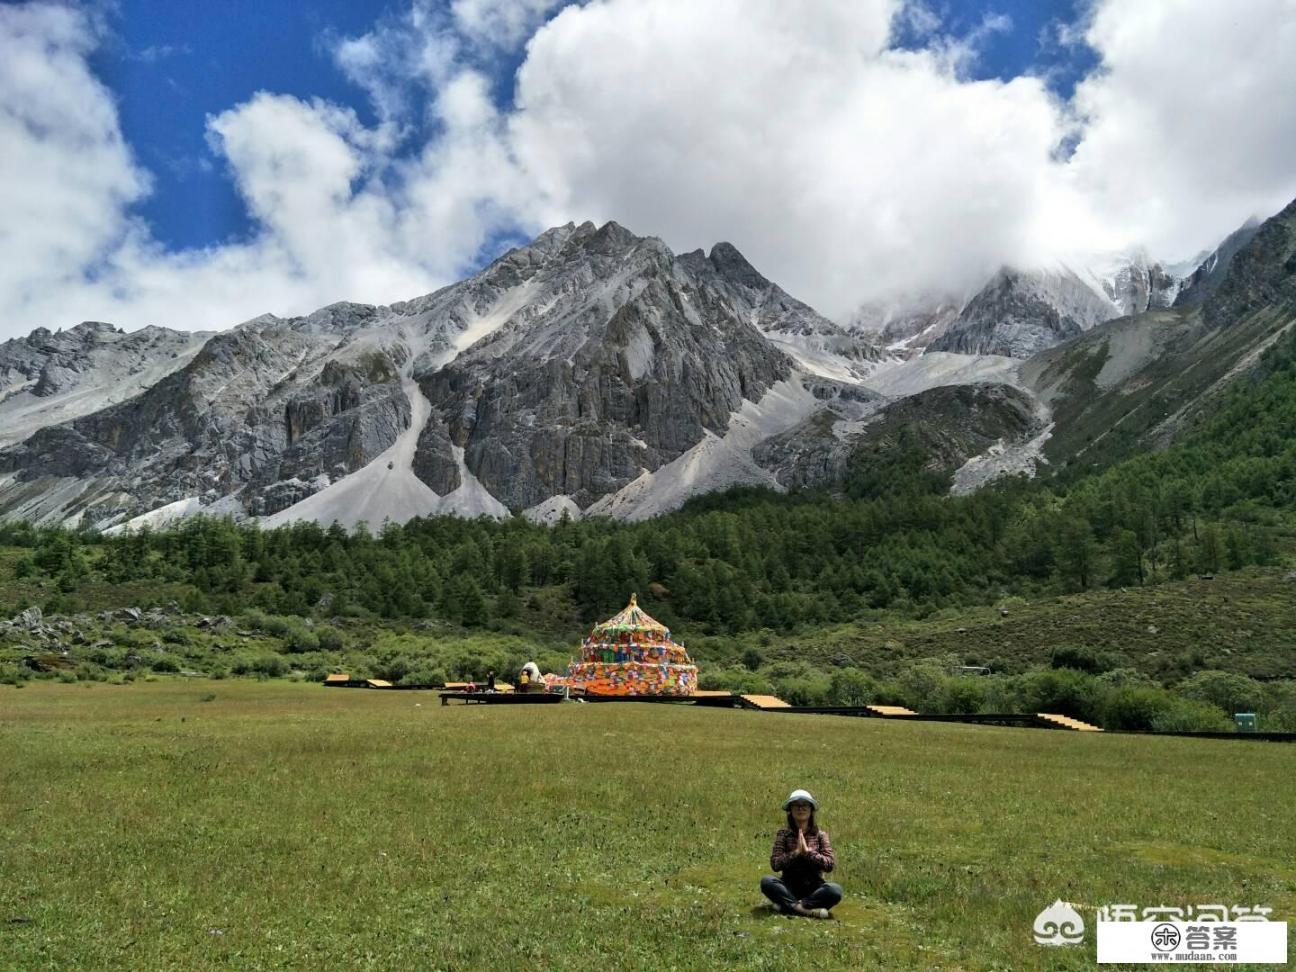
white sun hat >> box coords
[782,788,818,810]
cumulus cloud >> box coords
[1,0,1295,339]
[0,3,531,336]
[1067,0,1296,262]
[0,3,148,315]
[511,0,1070,312]
[451,0,572,50]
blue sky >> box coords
[2,0,1294,337]
[92,0,390,251]
[95,0,1096,260]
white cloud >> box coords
[510,0,1071,311]
[330,1,462,125]
[0,3,147,314]
[1,0,1295,340]
[1067,0,1296,262]
[0,4,529,336]
[451,0,573,50]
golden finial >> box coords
[629,592,638,607]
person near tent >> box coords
[519,661,542,693]
[759,788,842,919]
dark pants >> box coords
[760,875,843,912]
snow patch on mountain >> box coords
[524,494,582,524]
[583,376,819,521]
[861,352,1022,398]
[763,332,879,383]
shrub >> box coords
[1262,706,1296,732]
[315,627,345,651]
[1176,671,1265,716]
[698,667,773,695]
[828,668,877,706]
[1150,699,1234,733]
[400,665,447,687]
[772,674,831,707]
[1102,685,1175,730]
[1017,668,1103,723]
[1050,645,1118,674]
[1096,667,1157,689]
[377,654,415,683]
[940,677,988,714]
[251,654,288,678]
[895,662,948,711]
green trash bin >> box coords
[1235,713,1257,732]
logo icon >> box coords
[1151,923,1181,951]
[1033,900,1086,946]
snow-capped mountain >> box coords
[847,250,1194,359]
[1089,249,1184,316]
[0,199,1291,532]
[926,264,1120,358]
[846,292,966,354]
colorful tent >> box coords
[558,593,697,696]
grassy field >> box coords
[2,682,1293,971]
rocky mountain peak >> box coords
[1175,215,1268,311]
[926,263,1122,358]
[1197,200,1296,330]
[706,241,769,290]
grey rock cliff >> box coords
[415,222,796,509]
[927,266,1117,358]
[0,221,886,525]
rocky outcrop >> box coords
[0,311,411,523]
[0,220,888,525]
[1102,256,1181,317]
[416,222,795,509]
[1174,219,1265,309]
[1198,201,1296,330]
[682,241,886,379]
[928,267,1117,358]
[0,322,212,450]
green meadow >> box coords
[2,681,1292,970]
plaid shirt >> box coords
[770,827,835,884]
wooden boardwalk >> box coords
[1037,713,1103,732]
[325,679,1294,740]
[738,694,790,710]
[866,704,916,717]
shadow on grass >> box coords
[747,904,836,921]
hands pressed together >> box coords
[796,826,812,858]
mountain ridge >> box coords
[0,198,1292,531]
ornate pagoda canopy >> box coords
[558,593,697,697]
[590,592,671,638]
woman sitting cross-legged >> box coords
[759,788,842,919]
